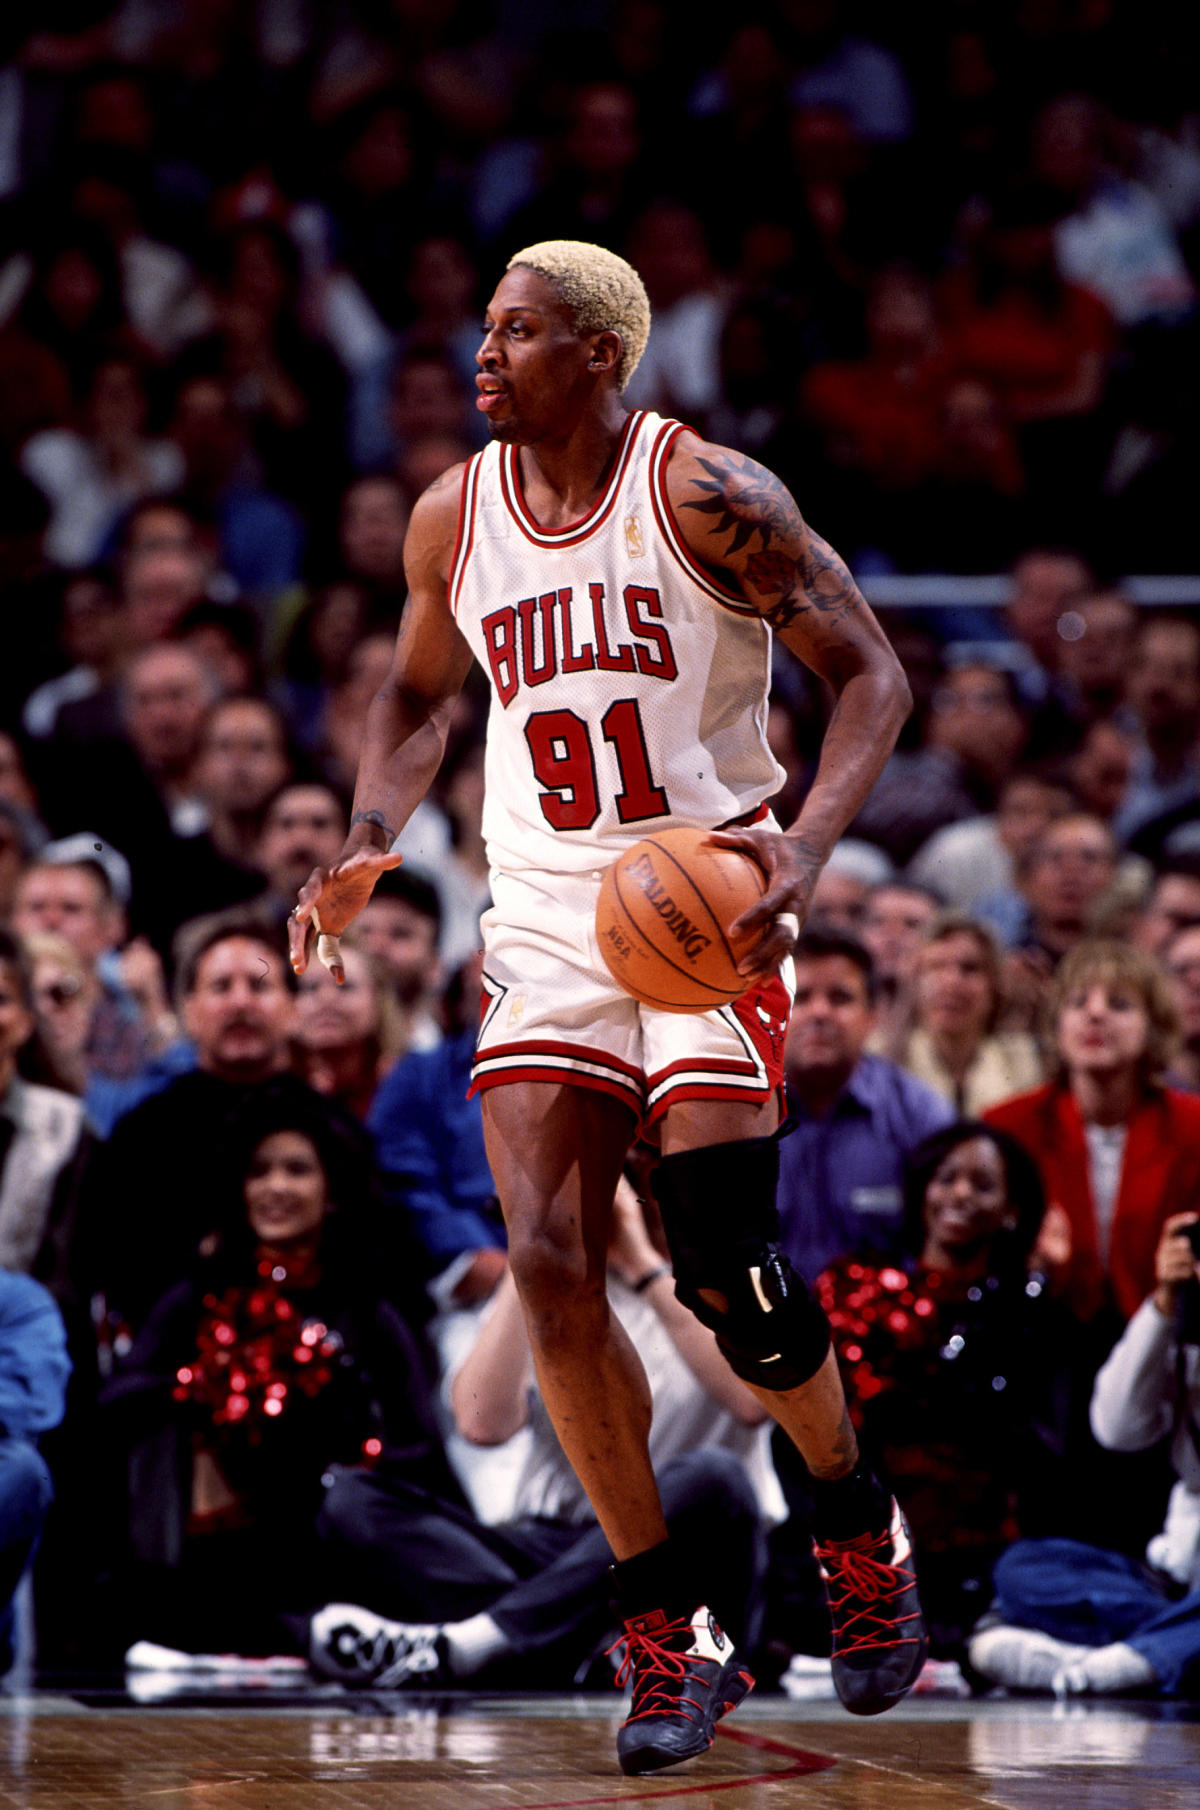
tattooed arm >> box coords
[289,466,475,975]
[666,437,911,972]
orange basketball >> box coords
[595,826,767,1012]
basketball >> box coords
[595,827,767,1012]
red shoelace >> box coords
[816,1530,924,1657]
[608,1615,713,1722]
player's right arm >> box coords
[289,467,475,974]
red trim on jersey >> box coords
[472,1036,644,1080]
[449,453,484,618]
[648,421,760,615]
[499,411,644,547]
[645,1078,787,1126]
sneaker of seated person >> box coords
[309,1604,447,1688]
[613,1605,754,1776]
[1055,1642,1157,1697]
[967,1623,1093,1692]
[814,1497,929,1715]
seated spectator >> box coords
[805,840,892,936]
[19,351,184,569]
[814,1121,1065,1658]
[968,1208,1200,1699]
[986,939,1200,1325]
[0,930,92,1305]
[76,909,304,1335]
[990,811,1121,1030]
[309,1176,775,1689]
[887,912,1045,1116]
[860,881,940,1055]
[0,798,45,923]
[1054,589,1139,736]
[1164,925,1200,1092]
[95,1076,449,1665]
[9,838,178,1090]
[909,768,1075,917]
[190,695,294,877]
[852,662,1031,868]
[1113,614,1200,847]
[250,781,349,933]
[1131,859,1200,959]
[0,1267,71,1678]
[351,867,446,1057]
[294,943,405,1121]
[776,929,954,1283]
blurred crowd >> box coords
[4,0,1200,1702]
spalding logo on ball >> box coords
[595,826,766,1012]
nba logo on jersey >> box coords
[625,514,644,557]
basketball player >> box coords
[290,242,925,1773]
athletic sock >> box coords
[809,1463,892,1544]
[441,1612,510,1678]
[609,1539,694,1622]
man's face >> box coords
[861,886,937,985]
[182,935,295,1080]
[339,477,409,583]
[1167,926,1200,1044]
[475,267,600,445]
[1023,816,1117,930]
[785,955,874,1087]
[353,897,439,1003]
[196,699,290,815]
[1126,620,1200,737]
[122,646,213,775]
[256,787,346,898]
[1136,874,1200,957]
[11,864,121,965]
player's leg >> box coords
[656,1095,928,1716]
[480,1079,666,1560]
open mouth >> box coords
[476,378,508,414]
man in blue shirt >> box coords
[1,1268,71,1675]
[778,927,954,1283]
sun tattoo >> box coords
[680,452,861,627]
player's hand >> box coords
[707,825,812,983]
[289,846,404,983]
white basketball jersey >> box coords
[449,411,785,875]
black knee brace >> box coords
[651,1132,831,1392]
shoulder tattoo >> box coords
[680,451,860,628]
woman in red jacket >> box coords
[986,939,1200,1325]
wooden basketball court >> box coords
[3,1681,1198,1808]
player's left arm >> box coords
[667,437,911,973]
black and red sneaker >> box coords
[814,1497,928,1716]
[612,1605,754,1776]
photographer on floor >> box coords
[968,1211,1200,1699]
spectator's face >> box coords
[182,936,294,1080]
[257,787,346,899]
[915,931,994,1041]
[11,865,122,964]
[295,946,377,1051]
[122,646,214,775]
[0,959,34,1089]
[1167,926,1200,1044]
[30,949,94,1063]
[1137,875,1200,957]
[0,818,26,916]
[928,665,1026,774]
[807,868,870,934]
[921,1135,1013,1263]
[354,896,439,1003]
[340,479,409,584]
[1126,620,1200,738]
[1023,817,1117,930]
[786,955,874,1084]
[196,699,290,815]
[1007,551,1090,667]
[0,733,36,813]
[1068,720,1133,821]
[1057,593,1137,695]
[243,1130,328,1247]
[861,887,937,985]
[1056,973,1151,1080]
[995,774,1072,862]
[121,548,206,646]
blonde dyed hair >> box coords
[506,240,651,391]
[1047,937,1180,1086]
